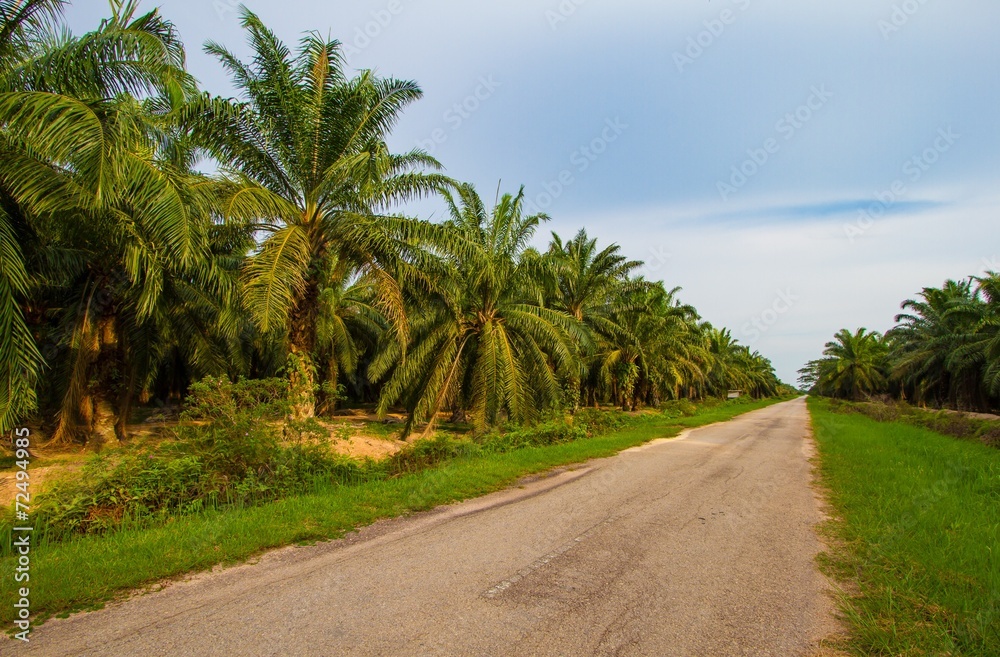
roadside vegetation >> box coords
[0,379,714,545]
[0,395,788,625]
[800,275,1000,412]
[809,397,1000,656]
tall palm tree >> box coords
[0,0,62,433]
[544,229,642,322]
[0,0,202,438]
[370,184,580,435]
[582,281,712,409]
[542,229,642,409]
[705,326,747,397]
[187,8,453,418]
[727,344,781,399]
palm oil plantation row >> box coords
[800,275,1000,412]
[0,1,788,444]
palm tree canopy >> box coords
[186,8,453,338]
[372,183,581,433]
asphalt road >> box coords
[10,398,838,656]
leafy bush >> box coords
[31,424,353,539]
[181,376,290,421]
[10,388,711,546]
[37,451,212,535]
[479,421,588,452]
[977,425,1000,448]
[475,409,657,453]
[660,399,698,418]
[381,435,480,477]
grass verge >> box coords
[822,399,1000,449]
[1,396,787,626]
[808,397,1000,656]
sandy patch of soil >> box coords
[0,462,84,507]
[330,435,404,460]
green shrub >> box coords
[660,399,698,418]
[382,435,480,477]
[8,393,726,547]
[977,425,1000,448]
[181,376,290,421]
[479,421,588,452]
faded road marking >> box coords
[482,517,615,599]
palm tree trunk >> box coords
[89,394,118,450]
[115,384,132,443]
[288,281,320,419]
[568,374,582,413]
[51,312,125,446]
[287,348,316,420]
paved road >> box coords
[11,398,837,656]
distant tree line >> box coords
[800,275,1000,412]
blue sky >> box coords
[67,0,1000,384]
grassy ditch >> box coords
[1,396,788,625]
[809,397,1000,655]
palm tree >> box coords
[0,0,203,439]
[727,344,781,399]
[542,229,642,409]
[889,279,981,408]
[705,326,749,397]
[800,328,889,400]
[587,281,710,409]
[187,8,453,418]
[370,184,580,435]
[949,273,1000,407]
[544,229,642,322]
[0,0,63,432]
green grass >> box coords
[1,396,785,625]
[808,397,1000,656]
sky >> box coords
[66,0,1000,385]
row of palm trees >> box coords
[799,273,1000,411]
[0,2,784,444]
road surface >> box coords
[10,398,838,656]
